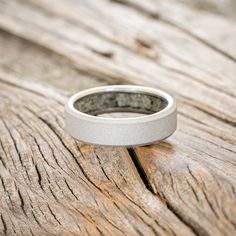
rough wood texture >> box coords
[0,0,235,235]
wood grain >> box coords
[0,0,235,235]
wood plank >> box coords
[0,29,106,96]
[109,0,236,60]
[0,0,235,235]
[0,75,195,235]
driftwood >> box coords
[0,0,235,235]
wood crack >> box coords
[0,214,7,235]
[127,148,154,193]
[47,204,61,226]
[63,178,79,200]
[35,164,43,191]
[95,150,172,235]
[37,115,112,199]
[17,188,27,216]
[128,148,201,236]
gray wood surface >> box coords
[0,0,235,235]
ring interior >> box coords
[73,91,168,116]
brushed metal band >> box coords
[65,85,177,147]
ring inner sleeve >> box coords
[74,92,168,115]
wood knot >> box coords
[89,47,114,58]
[136,38,153,49]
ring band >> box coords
[65,85,177,146]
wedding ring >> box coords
[65,85,177,146]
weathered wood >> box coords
[0,0,235,235]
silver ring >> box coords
[65,85,177,147]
